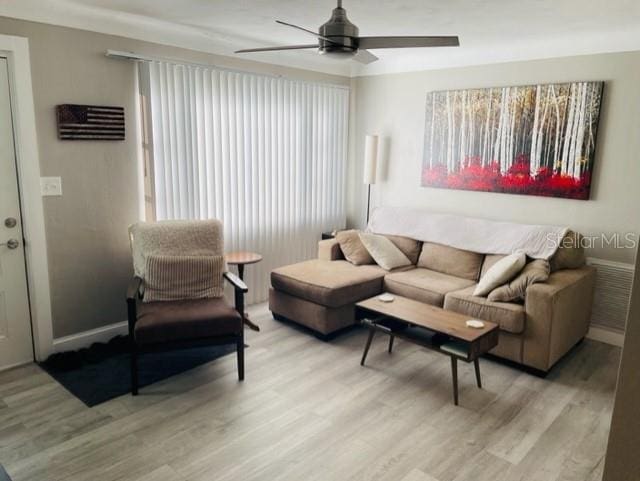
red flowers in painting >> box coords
[422,155,591,200]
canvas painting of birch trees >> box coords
[422,81,603,199]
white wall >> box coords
[348,52,640,264]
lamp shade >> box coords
[363,134,378,185]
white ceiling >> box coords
[2,0,640,77]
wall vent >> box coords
[586,257,634,333]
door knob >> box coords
[1,239,19,249]
[4,217,17,228]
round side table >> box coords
[226,251,262,332]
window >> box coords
[139,61,349,302]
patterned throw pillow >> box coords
[143,255,225,302]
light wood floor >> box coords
[0,304,620,481]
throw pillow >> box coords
[336,230,374,265]
[480,254,507,278]
[358,233,412,271]
[143,255,225,302]
[383,235,422,264]
[473,251,527,297]
[488,259,551,302]
[549,230,586,271]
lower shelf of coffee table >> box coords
[362,317,475,361]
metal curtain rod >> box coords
[105,50,350,90]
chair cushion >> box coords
[383,268,475,307]
[417,242,484,281]
[135,297,242,345]
[444,286,526,334]
[143,255,225,302]
[271,259,386,308]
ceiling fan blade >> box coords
[275,20,341,45]
[235,44,319,54]
[353,49,378,64]
[358,36,460,49]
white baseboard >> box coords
[52,321,128,353]
[586,325,625,347]
[0,360,33,373]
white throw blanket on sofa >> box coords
[367,206,568,260]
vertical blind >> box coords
[140,61,349,303]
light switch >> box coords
[40,177,63,197]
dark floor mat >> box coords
[40,335,235,406]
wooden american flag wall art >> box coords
[56,104,125,140]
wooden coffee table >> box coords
[356,295,499,405]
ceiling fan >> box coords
[234,0,460,64]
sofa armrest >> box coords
[318,238,344,261]
[524,266,596,371]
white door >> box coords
[0,56,33,370]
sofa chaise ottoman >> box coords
[269,258,388,337]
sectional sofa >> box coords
[269,218,596,373]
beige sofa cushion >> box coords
[383,235,422,264]
[359,233,412,271]
[444,286,526,334]
[418,242,484,281]
[271,259,385,308]
[550,230,586,271]
[384,268,475,307]
[336,230,374,265]
[488,259,551,302]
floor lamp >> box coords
[363,134,378,225]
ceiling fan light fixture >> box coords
[318,49,356,60]
[234,0,460,64]
[318,0,358,57]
